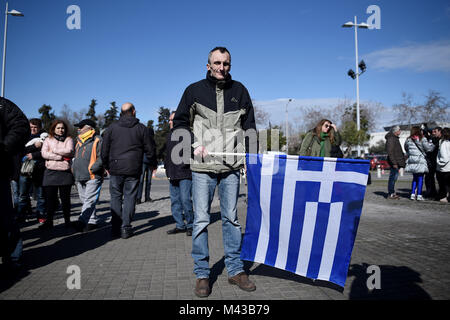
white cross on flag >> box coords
[241,153,370,287]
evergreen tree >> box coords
[154,107,171,161]
[38,104,56,132]
[103,101,118,128]
[86,99,98,122]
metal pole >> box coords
[286,102,289,154]
[354,16,361,157]
[285,98,291,155]
[1,2,9,97]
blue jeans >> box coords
[109,175,139,229]
[169,179,194,230]
[18,175,45,216]
[10,180,19,209]
[191,170,244,279]
[388,167,399,195]
[0,179,22,262]
[76,179,102,225]
[137,163,152,201]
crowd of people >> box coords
[386,125,450,202]
[1,46,449,298]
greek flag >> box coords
[241,153,370,287]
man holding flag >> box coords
[173,46,257,298]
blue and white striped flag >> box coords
[241,153,370,287]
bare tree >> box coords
[392,92,420,125]
[418,90,450,123]
[253,102,270,129]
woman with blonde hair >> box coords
[404,126,435,201]
[299,119,342,157]
[40,119,74,229]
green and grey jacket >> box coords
[299,130,342,157]
[173,72,256,174]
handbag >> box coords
[20,159,36,176]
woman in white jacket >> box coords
[436,127,450,203]
[404,126,435,201]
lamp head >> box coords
[8,9,24,17]
[347,69,356,79]
[358,60,366,72]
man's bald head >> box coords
[121,102,136,117]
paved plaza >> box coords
[0,170,449,301]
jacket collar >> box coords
[206,71,232,89]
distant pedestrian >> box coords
[404,126,435,201]
[0,97,30,269]
[40,119,75,229]
[71,119,104,232]
[165,111,194,236]
[137,125,156,204]
[17,118,47,223]
[385,126,405,200]
[101,103,157,239]
[424,126,441,200]
[299,119,342,157]
[436,127,450,203]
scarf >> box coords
[320,132,328,157]
[54,134,66,142]
[79,129,95,144]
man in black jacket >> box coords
[173,47,256,298]
[101,103,157,239]
[17,118,47,222]
[165,112,194,236]
[0,97,30,269]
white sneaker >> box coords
[410,194,416,200]
[416,195,424,201]
[439,198,448,203]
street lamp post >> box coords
[285,98,292,154]
[2,2,24,97]
[342,16,368,157]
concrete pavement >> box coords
[0,170,449,301]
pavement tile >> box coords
[1,175,449,301]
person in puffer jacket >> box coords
[404,126,435,201]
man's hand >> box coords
[34,141,43,149]
[194,146,208,158]
[26,153,33,160]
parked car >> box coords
[367,155,390,170]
